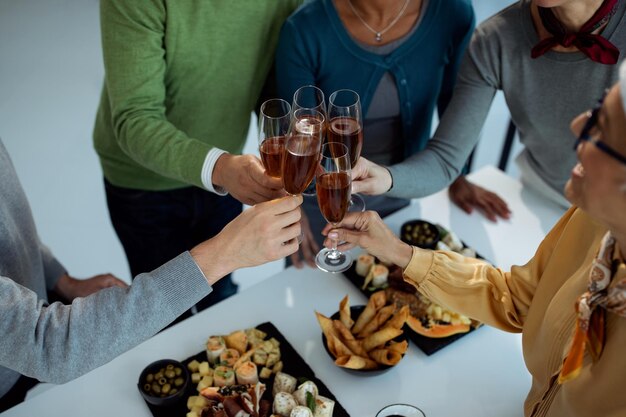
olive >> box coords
[174,377,184,387]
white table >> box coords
[2,166,566,417]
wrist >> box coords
[391,240,413,269]
[212,153,234,189]
[381,166,393,192]
[53,273,75,300]
[190,236,235,286]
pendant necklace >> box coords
[347,0,412,43]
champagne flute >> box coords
[258,99,291,179]
[328,89,365,212]
[283,108,324,196]
[292,85,327,116]
[315,142,353,273]
[292,85,327,196]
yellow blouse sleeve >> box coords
[402,208,578,333]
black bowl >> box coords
[400,220,440,250]
[138,359,190,406]
[321,305,408,376]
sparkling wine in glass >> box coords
[328,89,365,212]
[315,142,353,273]
[292,85,327,196]
[258,99,291,179]
[283,108,324,195]
[283,109,324,244]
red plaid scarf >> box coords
[532,0,620,65]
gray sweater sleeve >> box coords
[39,242,67,291]
[0,251,211,384]
[387,23,500,198]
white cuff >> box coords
[201,148,229,195]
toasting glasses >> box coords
[328,89,365,212]
[258,99,291,179]
[292,85,327,196]
[315,142,353,273]
[282,108,324,196]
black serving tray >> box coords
[342,262,481,356]
[143,322,350,417]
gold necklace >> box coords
[347,0,412,43]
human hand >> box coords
[213,154,285,205]
[448,176,511,222]
[321,211,412,269]
[54,273,128,301]
[191,195,303,284]
[350,157,393,196]
[289,209,319,269]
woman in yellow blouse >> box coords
[324,69,626,416]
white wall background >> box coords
[0,0,520,289]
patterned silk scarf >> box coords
[559,232,626,383]
[531,0,621,65]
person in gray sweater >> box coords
[0,138,302,410]
[350,0,626,211]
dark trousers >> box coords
[104,180,240,321]
[0,375,38,413]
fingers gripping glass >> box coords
[574,90,626,165]
[315,142,353,273]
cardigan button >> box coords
[400,79,407,85]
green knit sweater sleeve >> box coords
[99,0,208,188]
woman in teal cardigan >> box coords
[276,0,509,266]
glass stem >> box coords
[328,223,340,260]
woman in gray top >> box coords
[351,0,626,210]
[0,138,302,411]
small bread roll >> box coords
[355,254,374,277]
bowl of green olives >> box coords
[138,359,189,406]
[400,219,440,250]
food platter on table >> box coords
[139,322,349,417]
[341,219,485,356]
[316,297,410,375]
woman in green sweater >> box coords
[93,0,301,314]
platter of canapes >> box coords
[139,323,349,417]
[341,220,483,355]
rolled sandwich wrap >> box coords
[292,380,318,406]
[272,371,297,396]
[290,405,314,417]
[213,366,236,387]
[235,361,259,385]
[313,395,335,417]
[206,335,226,365]
[219,348,241,367]
[273,392,298,416]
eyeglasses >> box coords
[574,90,626,165]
